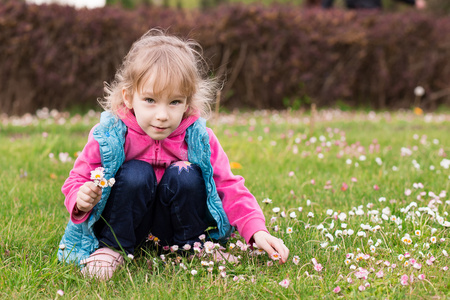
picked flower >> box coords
[91,167,115,188]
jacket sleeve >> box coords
[61,125,102,224]
[207,128,268,244]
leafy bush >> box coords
[1,1,450,115]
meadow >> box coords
[0,108,449,299]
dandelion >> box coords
[230,162,242,169]
[398,254,404,261]
[415,230,421,236]
[430,236,437,244]
[286,227,293,234]
[292,256,300,265]
[272,207,281,213]
[289,212,297,218]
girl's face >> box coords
[123,74,189,140]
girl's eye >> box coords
[145,98,155,103]
[170,100,182,105]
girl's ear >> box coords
[122,88,133,109]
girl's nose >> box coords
[156,106,168,121]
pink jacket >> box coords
[62,110,268,243]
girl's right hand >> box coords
[76,182,102,212]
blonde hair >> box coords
[99,29,217,118]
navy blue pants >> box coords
[94,160,209,254]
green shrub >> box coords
[1,1,450,115]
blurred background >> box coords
[1,0,450,115]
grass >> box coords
[0,108,449,299]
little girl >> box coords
[58,29,289,280]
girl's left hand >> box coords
[252,231,289,264]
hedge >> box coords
[1,1,450,115]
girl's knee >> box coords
[161,161,205,195]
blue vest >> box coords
[58,111,233,265]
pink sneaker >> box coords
[80,248,124,280]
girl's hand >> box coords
[76,182,102,212]
[252,231,289,264]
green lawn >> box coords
[0,109,449,298]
